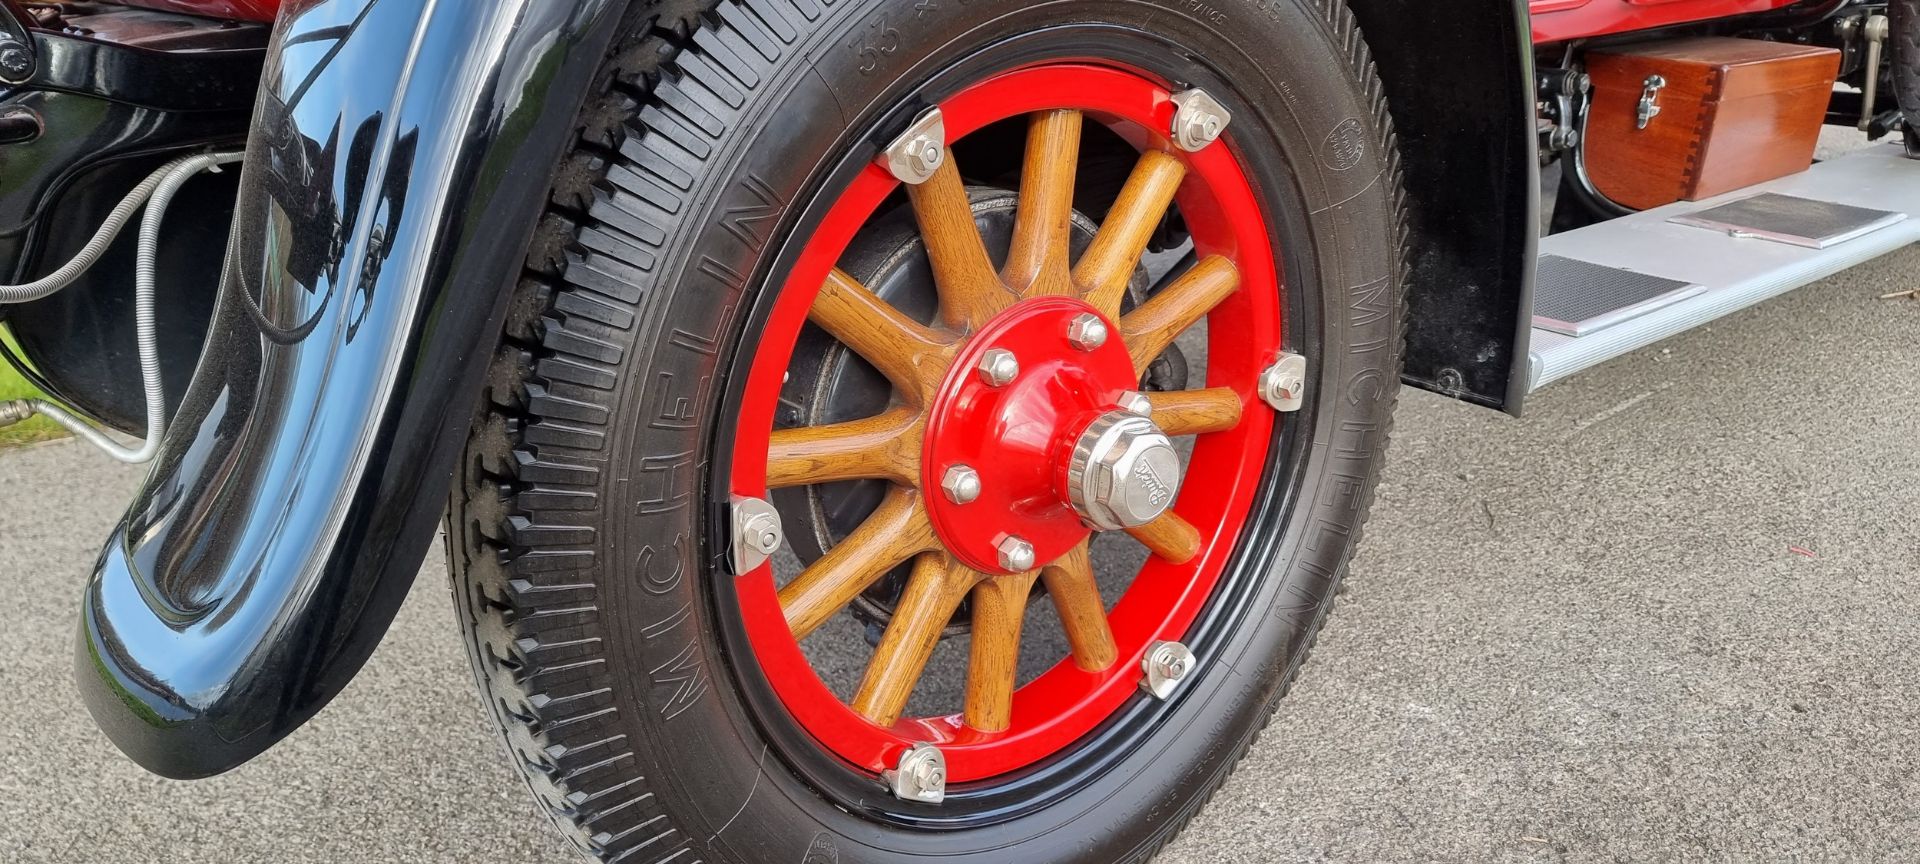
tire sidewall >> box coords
[593,0,1400,860]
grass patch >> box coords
[0,334,65,448]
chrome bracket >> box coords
[1170,88,1232,152]
[1636,75,1667,131]
[1140,640,1196,700]
[729,496,783,575]
[881,107,946,185]
[884,742,948,803]
[1258,352,1308,413]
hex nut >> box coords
[1066,413,1182,531]
[976,348,1019,387]
[882,108,947,185]
[997,536,1036,573]
[1258,353,1308,412]
[941,465,982,505]
[1066,313,1109,351]
[729,497,784,575]
[1141,639,1197,700]
[884,743,948,803]
[1169,88,1232,152]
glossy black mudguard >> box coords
[75,0,621,778]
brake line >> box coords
[0,150,244,463]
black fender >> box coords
[75,0,623,778]
[1348,0,1540,413]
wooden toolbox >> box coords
[1585,37,1840,210]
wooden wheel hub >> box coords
[921,297,1142,575]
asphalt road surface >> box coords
[3,240,1917,862]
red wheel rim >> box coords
[728,63,1283,783]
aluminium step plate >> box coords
[1532,254,1705,337]
[1668,192,1907,249]
[1530,142,1920,392]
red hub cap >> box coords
[728,63,1284,782]
[923,298,1142,574]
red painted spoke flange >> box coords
[923,298,1136,573]
[728,63,1284,783]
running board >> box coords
[1528,142,1920,392]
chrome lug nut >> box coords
[1258,353,1308,412]
[1140,639,1196,700]
[976,348,1019,387]
[1169,88,1232,152]
[941,465,983,505]
[997,536,1037,573]
[884,742,948,803]
[1116,390,1153,418]
[1066,313,1109,351]
[882,108,947,185]
[729,496,784,575]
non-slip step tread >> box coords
[1668,192,1907,249]
[1529,142,1920,392]
[1532,254,1703,337]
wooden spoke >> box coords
[1126,511,1203,564]
[965,570,1040,732]
[766,408,922,489]
[812,269,951,401]
[909,155,1012,331]
[1040,541,1117,672]
[1004,110,1082,299]
[852,554,981,726]
[1120,255,1240,374]
[780,489,939,640]
[1146,388,1244,437]
[1074,150,1187,318]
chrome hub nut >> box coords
[1115,390,1153,418]
[976,348,1020,387]
[1065,313,1109,351]
[1066,412,1183,531]
[997,536,1037,573]
[941,465,983,505]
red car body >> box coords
[123,0,1809,43]
[1530,0,1802,42]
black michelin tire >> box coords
[445,0,1406,861]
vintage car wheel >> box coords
[446,0,1405,861]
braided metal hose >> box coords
[0,150,244,462]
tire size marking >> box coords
[849,17,901,75]
[1175,0,1228,26]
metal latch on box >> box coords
[1636,74,1667,130]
